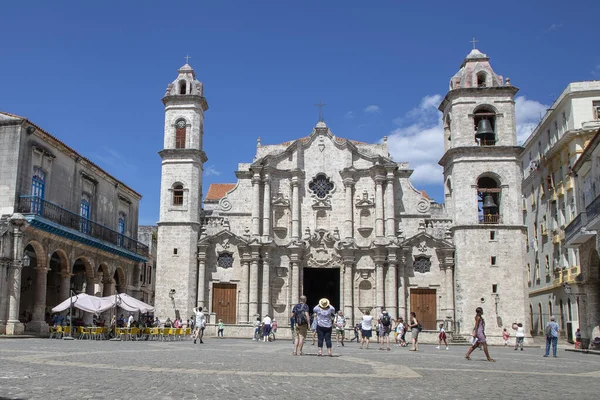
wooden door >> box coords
[410,288,436,330]
[212,283,237,324]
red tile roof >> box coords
[205,183,236,201]
[421,190,430,199]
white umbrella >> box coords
[52,293,112,314]
[101,293,155,313]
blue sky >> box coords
[1,1,598,225]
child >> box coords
[514,322,525,351]
[253,317,261,340]
[218,319,224,338]
[575,328,582,349]
[395,318,406,347]
[350,323,360,343]
[502,328,510,346]
[436,323,448,350]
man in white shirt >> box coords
[127,314,134,328]
[193,307,206,344]
[262,314,272,342]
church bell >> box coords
[481,194,497,212]
[475,119,495,141]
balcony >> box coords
[556,181,565,197]
[565,176,574,191]
[586,194,600,230]
[564,212,597,247]
[18,196,148,262]
[478,214,500,224]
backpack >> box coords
[544,323,552,337]
[294,304,307,326]
[381,314,391,327]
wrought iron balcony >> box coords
[565,211,597,247]
[586,194,600,230]
[18,196,148,260]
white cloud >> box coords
[364,105,381,114]
[344,111,355,119]
[385,94,444,184]
[204,165,221,176]
[515,96,548,144]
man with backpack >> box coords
[291,295,310,356]
[379,309,392,351]
[543,316,560,358]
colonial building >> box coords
[521,81,600,341]
[0,112,148,335]
[154,48,529,343]
[566,124,600,346]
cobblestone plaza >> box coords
[0,338,598,399]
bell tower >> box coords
[439,47,529,342]
[154,61,208,322]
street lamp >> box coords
[22,254,31,267]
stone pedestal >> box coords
[5,321,24,335]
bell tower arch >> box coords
[438,46,528,343]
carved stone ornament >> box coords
[219,197,232,211]
[355,190,375,208]
[271,192,290,207]
[416,198,430,213]
[306,249,342,268]
[413,255,431,274]
[416,241,428,254]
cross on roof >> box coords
[314,100,327,122]
[185,55,191,64]
[470,37,479,49]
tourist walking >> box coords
[262,314,272,342]
[465,307,494,361]
[313,298,336,356]
[193,307,206,344]
[408,312,421,351]
[360,310,373,349]
[291,295,310,356]
[513,322,525,351]
[271,319,278,340]
[335,310,346,347]
[253,317,261,340]
[437,323,448,350]
[502,328,510,346]
[350,322,360,343]
[378,310,392,351]
[217,319,224,338]
[543,316,560,357]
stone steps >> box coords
[450,334,470,344]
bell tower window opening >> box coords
[309,173,334,199]
[179,80,186,95]
[476,71,487,87]
[175,119,186,149]
[173,184,184,206]
[473,107,496,146]
[477,176,500,224]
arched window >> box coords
[179,80,186,95]
[473,106,496,146]
[476,71,487,87]
[477,176,500,224]
[175,119,186,149]
[173,184,184,206]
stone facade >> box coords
[521,81,600,341]
[0,112,148,335]
[154,49,530,344]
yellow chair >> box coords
[63,326,71,337]
[129,327,140,341]
[184,327,192,340]
[161,328,173,341]
[49,326,63,339]
[148,327,159,341]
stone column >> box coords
[0,261,9,333]
[343,262,354,324]
[445,267,455,322]
[60,272,71,302]
[291,177,300,238]
[387,263,398,319]
[290,261,299,305]
[262,173,271,240]
[249,254,259,319]
[343,179,355,239]
[28,266,49,333]
[375,262,384,313]
[384,170,396,238]
[197,258,206,309]
[398,264,407,321]
[239,260,250,323]
[374,175,385,237]
[83,278,95,325]
[261,253,270,317]
[6,216,26,335]
[251,173,262,237]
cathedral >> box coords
[154,48,529,342]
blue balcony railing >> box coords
[18,196,148,258]
[586,194,600,223]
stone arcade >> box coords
[154,48,530,343]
